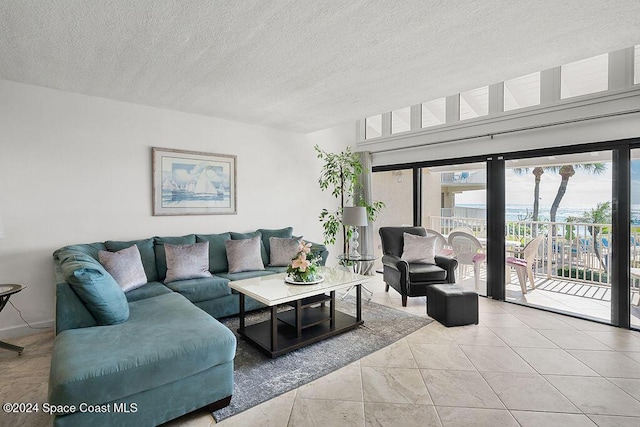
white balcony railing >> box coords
[429,216,613,286]
[441,206,487,220]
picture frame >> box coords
[152,147,237,215]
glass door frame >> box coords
[500,140,639,328]
[373,137,640,330]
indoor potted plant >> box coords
[314,145,384,258]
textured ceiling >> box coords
[1,1,639,133]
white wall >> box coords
[0,80,353,337]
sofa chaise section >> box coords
[49,292,236,427]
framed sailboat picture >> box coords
[152,147,237,215]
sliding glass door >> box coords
[372,140,640,329]
[504,151,613,323]
[421,162,488,296]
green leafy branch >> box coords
[315,145,385,254]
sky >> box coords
[456,166,614,208]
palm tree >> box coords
[512,166,559,234]
[513,166,559,222]
[549,165,576,225]
[532,167,544,222]
[513,163,606,236]
[549,163,607,225]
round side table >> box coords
[337,254,379,301]
[0,284,25,355]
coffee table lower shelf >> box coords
[238,286,364,358]
[235,281,364,358]
[238,308,362,358]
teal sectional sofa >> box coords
[49,228,327,427]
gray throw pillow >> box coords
[269,237,302,267]
[164,242,212,283]
[401,233,437,264]
[226,236,265,273]
[98,245,148,292]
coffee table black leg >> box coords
[271,305,278,352]
[330,291,335,328]
[239,293,245,333]
[356,284,362,322]
[295,300,302,338]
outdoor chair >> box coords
[379,226,458,307]
[448,231,485,290]
[450,226,475,235]
[425,228,453,256]
[506,235,545,294]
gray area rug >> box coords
[213,296,432,421]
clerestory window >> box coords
[561,54,609,99]
[459,86,488,120]
[504,72,541,111]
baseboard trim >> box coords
[0,320,54,340]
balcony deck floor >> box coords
[453,268,640,328]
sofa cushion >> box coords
[257,227,293,261]
[164,276,231,303]
[230,231,269,265]
[196,232,231,273]
[408,263,447,282]
[216,270,277,281]
[59,254,129,325]
[164,242,212,282]
[194,293,266,319]
[124,281,173,303]
[55,283,99,334]
[49,292,236,407]
[226,236,265,273]
[269,236,301,266]
[99,245,148,292]
[105,238,158,282]
[54,243,107,264]
[402,233,437,264]
[154,235,196,281]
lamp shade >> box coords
[342,206,368,227]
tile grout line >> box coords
[457,323,589,418]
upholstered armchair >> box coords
[379,226,458,306]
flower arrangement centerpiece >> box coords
[286,240,322,283]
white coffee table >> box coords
[229,266,372,358]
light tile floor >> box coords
[213,276,640,427]
[3,275,640,426]
[467,264,640,326]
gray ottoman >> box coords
[426,284,478,327]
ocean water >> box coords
[456,203,640,224]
